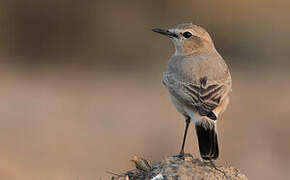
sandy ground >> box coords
[0,66,289,180]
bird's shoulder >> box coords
[163,51,231,87]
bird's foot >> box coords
[173,152,192,160]
[173,153,184,160]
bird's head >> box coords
[152,23,215,56]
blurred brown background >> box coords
[0,0,289,179]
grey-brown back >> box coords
[163,49,231,117]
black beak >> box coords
[152,28,178,38]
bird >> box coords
[152,23,232,160]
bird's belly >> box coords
[168,93,198,123]
[168,93,188,116]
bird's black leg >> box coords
[178,116,191,158]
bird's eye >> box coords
[183,31,192,38]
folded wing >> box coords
[164,76,229,119]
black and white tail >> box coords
[195,118,219,160]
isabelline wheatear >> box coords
[152,23,232,160]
